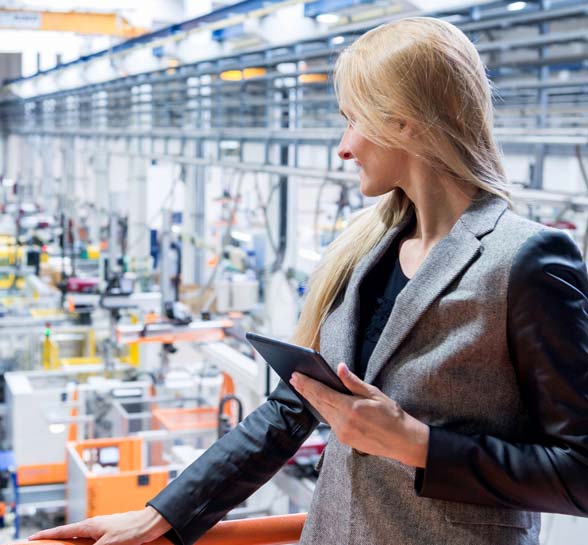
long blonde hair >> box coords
[291,17,510,350]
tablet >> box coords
[246,332,351,421]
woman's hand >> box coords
[290,363,429,468]
[28,506,171,545]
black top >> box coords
[355,234,410,380]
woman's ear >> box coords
[398,119,414,139]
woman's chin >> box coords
[359,174,376,196]
[359,173,401,197]
[360,179,389,198]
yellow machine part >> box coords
[0,245,25,289]
[59,356,103,366]
[30,308,65,318]
[0,276,24,289]
[0,246,24,264]
[85,245,101,260]
[42,334,60,370]
[120,343,140,366]
[87,329,96,358]
[120,315,140,366]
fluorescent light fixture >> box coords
[316,13,340,24]
[219,140,240,150]
[49,424,66,434]
[299,249,322,262]
[507,1,527,11]
[332,36,345,45]
[277,62,297,74]
[231,230,252,243]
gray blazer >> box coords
[150,192,588,545]
[301,193,545,545]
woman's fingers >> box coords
[29,507,170,545]
[30,521,97,541]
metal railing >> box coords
[25,513,307,545]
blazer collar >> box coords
[363,191,508,383]
[326,211,414,371]
[458,191,509,238]
[320,191,508,383]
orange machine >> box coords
[66,437,173,522]
[152,371,237,431]
[16,462,67,487]
[116,319,234,345]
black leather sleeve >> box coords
[415,229,588,515]
[147,380,318,545]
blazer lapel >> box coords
[363,193,508,384]
[321,212,414,372]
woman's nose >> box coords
[338,148,353,160]
[338,140,353,161]
[338,127,353,160]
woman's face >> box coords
[337,106,410,197]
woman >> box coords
[30,17,588,545]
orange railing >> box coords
[27,513,307,545]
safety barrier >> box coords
[25,513,307,545]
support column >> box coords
[62,136,76,224]
[0,132,8,177]
[160,208,173,309]
[531,0,550,190]
[127,143,150,276]
[182,161,206,286]
[92,150,110,247]
[21,137,35,201]
[41,137,56,214]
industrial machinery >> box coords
[66,436,183,522]
[4,368,153,487]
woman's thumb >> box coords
[337,363,372,396]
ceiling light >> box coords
[316,13,340,24]
[220,69,242,81]
[507,2,527,11]
[219,140,240,150]
[332,36,345,45]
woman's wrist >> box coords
[394,419,430,468]
[142,505,172,541]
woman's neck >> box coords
[401,163,478,246]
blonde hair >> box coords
[291,17,510,350]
